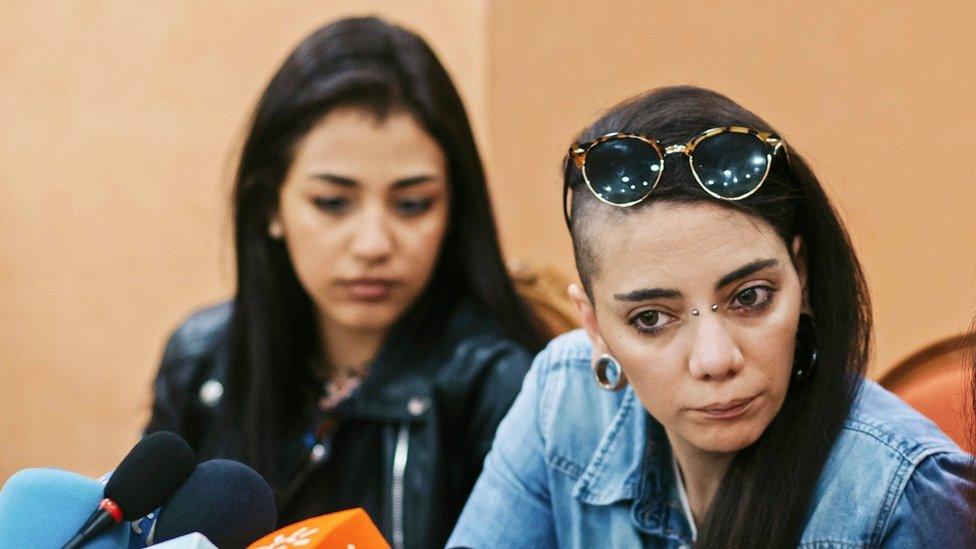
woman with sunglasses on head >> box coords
[144,17,547,549]
[449,86,975,548]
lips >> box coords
[338,278,399,301]
[693,394,759,419]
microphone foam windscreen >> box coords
[105,431,196,519]
[154,459,277,549]
[0,468,129,548]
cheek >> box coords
[625,362,685,423]
[597,310,682,423]
[734,311,801,425]
[396,212,449,284]
[743,294,802,379]
[284,229,339,295]
[602,329,686,423]
[278,201,342,289]
[744,317,797,394]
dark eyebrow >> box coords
[310,173,357,187]
[614,287,682,302]
[309,174,438,189]
[392,175,438,189]
[613,258,780,302]
[715,258,779,291]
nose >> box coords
[687,315,745,382]
[349,206,394,264]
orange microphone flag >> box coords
[247,508,391,549]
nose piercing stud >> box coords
[691,305,719,316]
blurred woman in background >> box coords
[146,17,545,549]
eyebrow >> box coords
[613,287,682,302]
[310,173,357,187]
[612,258,780,302]
[391,175,439,189]
[714,258,779,291]
[310,173,438,189]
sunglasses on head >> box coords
[564,126,787,224]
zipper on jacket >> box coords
[391,423,410,549]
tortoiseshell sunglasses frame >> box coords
[563,126,786,226]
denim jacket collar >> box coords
[571,386,694,544]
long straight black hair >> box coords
[225,17,546,481]
[565,86,872,547]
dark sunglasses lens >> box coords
[583,138,660,205]
[692,133,768,199]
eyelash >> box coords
[311,196,435,217]
[729,285,777,314]
[627,285,777,337]
[394,197,435,217]
[312,196,349,214]
[628,310,676,337]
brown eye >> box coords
[738,288,758,306]
[629,309,676,336]
[730,286,775,311]
[635,310,660,329]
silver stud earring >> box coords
[711,304,719,312]
[691,309,700,316]
[593,353,627,391]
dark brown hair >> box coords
[565,86,872,547]
[226,17,546,481]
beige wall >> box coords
[3,1,975,480]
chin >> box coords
[688,421,767,455]
[330,303,405,332]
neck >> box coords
[666,431,735,527]
[316,313,387,379]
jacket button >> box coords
[310,443,328,463]
[407,397,430,417]
[199,379,224,407]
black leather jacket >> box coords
[146,300,532,549]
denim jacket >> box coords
[448,330,975,548]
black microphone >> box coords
[151,459,277,549]
[62,431,195,549]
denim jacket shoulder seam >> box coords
[843,418,959,463]
[548,344,591,366]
